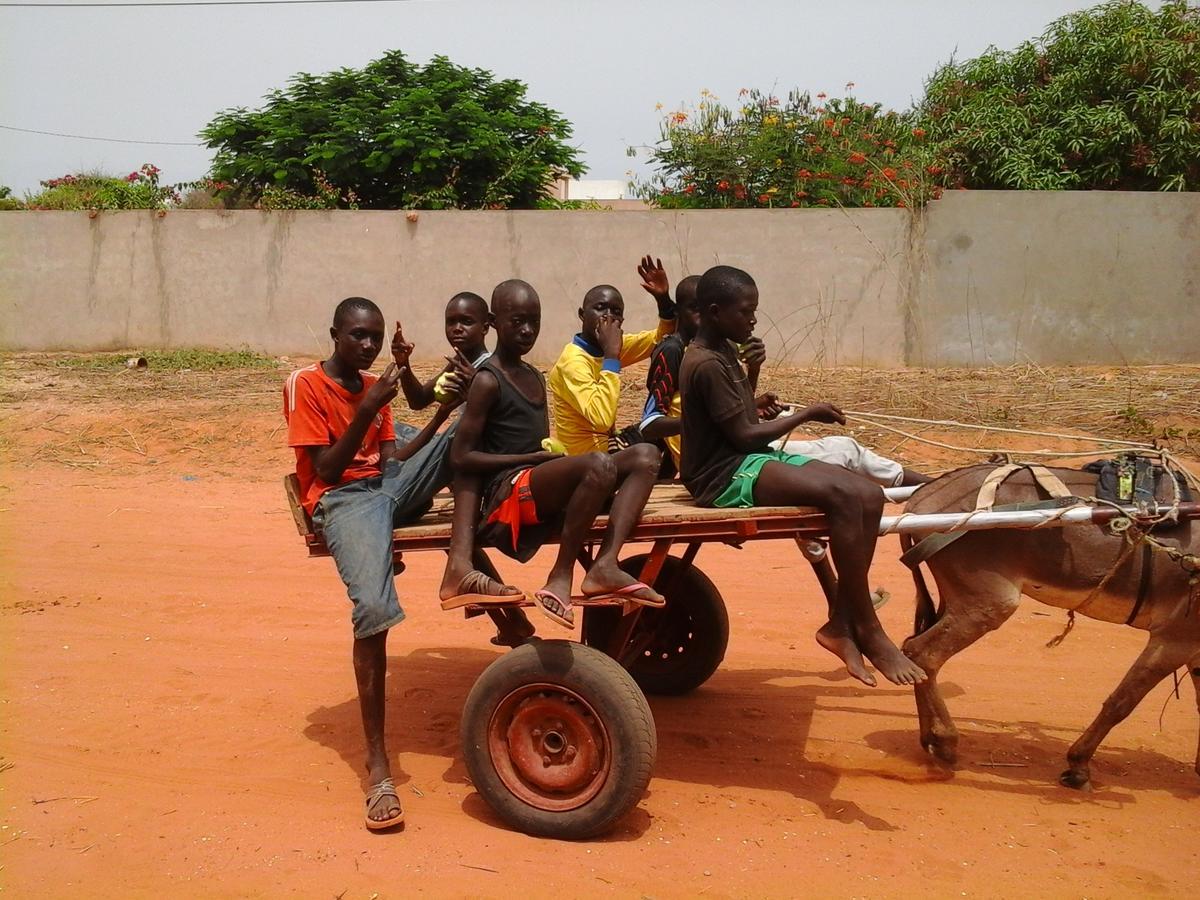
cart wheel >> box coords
[460,639,656,840]
[583,555,730,696]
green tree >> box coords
[635,88,936,209]
[917,0,1200,191]
[201,51,584,209]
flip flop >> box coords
[532,589,575,629]
[364,777,404,831]
[440,570,526,610]
[582,581,666,608]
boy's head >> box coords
[675,274,702,342]
[490,280,541,357]
[578,285,624,348]
[330,296,385,371]
[445,291,489,356]
[697,266,757,343]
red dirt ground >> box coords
[1,358,1198,898]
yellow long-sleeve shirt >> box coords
[548,320,676,455]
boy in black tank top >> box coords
[450,279,666,629]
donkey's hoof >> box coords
[1059,768,1092,791]
[923,741,958,766]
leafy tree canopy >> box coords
[918,0,1200,191]
[201,51,584,209]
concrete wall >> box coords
[1,193,1196,365]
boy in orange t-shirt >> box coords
[283,296,460,832]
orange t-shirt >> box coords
[283,363,396,515]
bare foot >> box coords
[580,563,665,606]
[858,629,927,686]
[439,568,522,602]
[816,621,877,687]
[491,610,536,647]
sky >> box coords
[0,0,1167,196]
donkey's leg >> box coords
[1190,663,1200,779]
[902,569,1021,765]
[1061,633,1191,790]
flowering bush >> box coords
[915,0,1200,191]
[635,88,939,209]
[23,164,178,211]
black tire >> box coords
[460,639,656,840]
[583,555,730,695]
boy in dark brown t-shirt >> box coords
[679,266,926,688]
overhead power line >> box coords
[1,0,425,7]
[0,123,203,146]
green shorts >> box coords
[712,449,813,509]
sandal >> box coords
[440,570,526,610]
[364,777,404,831]
[582,581,666,608]
[533,589,575,629]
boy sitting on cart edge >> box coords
[678,267,927,688]
[546,256,676,456]
[450,278,667,629]
[283,296,463,831]
[640,262,930,489]
[389,291,535,645]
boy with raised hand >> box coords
[451,279,666,629]
[392,291,494,411]
[283,296,463,832]
[547,255,677,456]
[679,267,927,688]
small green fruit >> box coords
[541,437,566,454]
[433,372,455,403]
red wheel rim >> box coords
[486,683,610,811]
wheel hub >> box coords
[488,685,610,811]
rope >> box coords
[844,410,1156,449]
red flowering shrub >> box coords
[635,88,937,209]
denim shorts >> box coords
[311,424,453,639]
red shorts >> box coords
[484,467,540,551]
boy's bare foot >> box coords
[491,610,537,647]
[815,620,877,687]
[580,564,665,606]
[857,628,927,686]
[439,569,522,602]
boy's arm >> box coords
[716,402,846,452]
[387,400,457,462]
[302,364,401,484]
[391,319,447,410]
[451,370,561,474]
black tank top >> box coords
[478,357,550,456]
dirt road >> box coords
[1,358,1197,897]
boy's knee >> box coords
[627,442,661,473]
[583,451,618,488]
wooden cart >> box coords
[286,478,840,839]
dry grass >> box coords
[1,352,1197,477]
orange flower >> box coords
[926,165,943,175]
[896,200,907,208]
[716,180,730,191]
[758,193,771,204]
[911,127,926,138]
[816,92,827,100]
[794,189,808,198]
[882,167,898,180]
[797,168,812,179]
[848,151,867,165]
[824,118,835,129]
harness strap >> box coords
[975,463,1073,511]
[1126,542,1154,626]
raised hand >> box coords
[637,254,670,299]
[391,320,415,368]
[596,314,624,359]
[364,363,401,413]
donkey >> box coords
[899,463,1199,790]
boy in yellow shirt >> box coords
[547,255,677,455]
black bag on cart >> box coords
[1082,453,1193,506]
